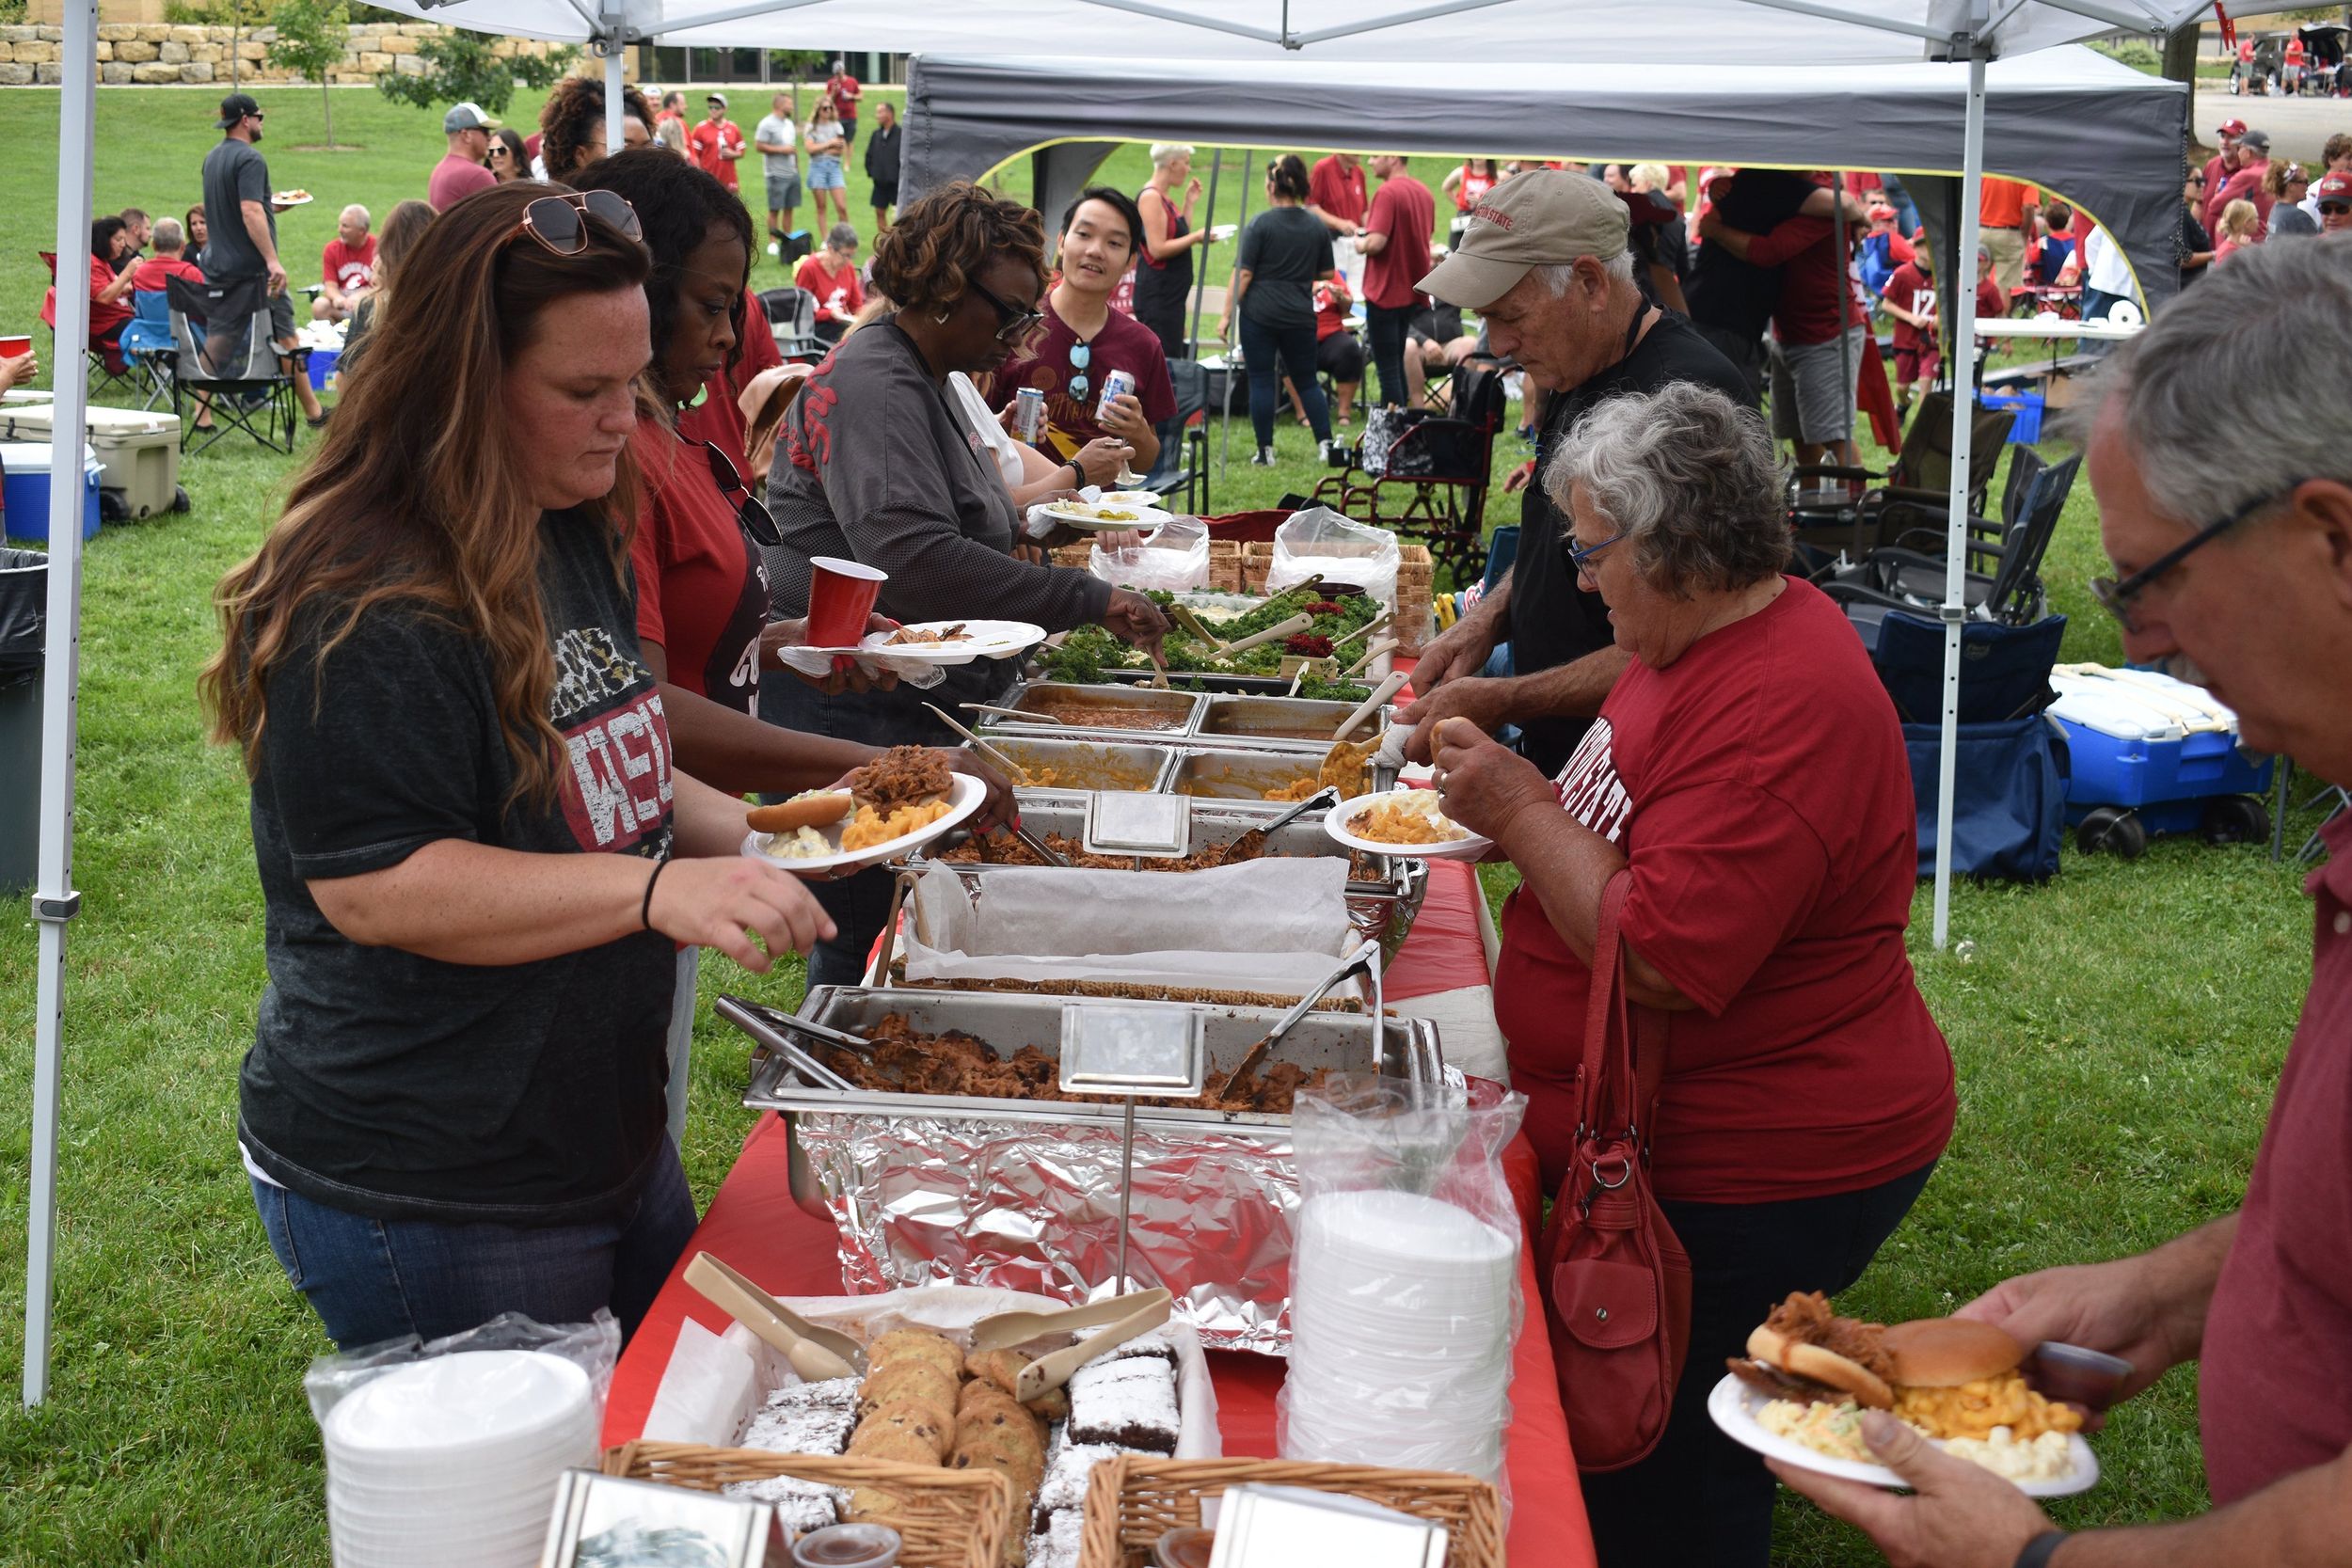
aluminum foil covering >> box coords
[791,1108,1304,1354]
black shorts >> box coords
[1315,329,1366,382]
[1407,305,1464,345]
[871,182,899,210]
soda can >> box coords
[1095,367,1137,423]
[1013,387,1046,444]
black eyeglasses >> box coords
[700,438,783,549]
[2090,481,2302,632]
[2322,202,2352,215]
[515,190,643,257]
[966,277,1045,343]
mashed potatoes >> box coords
[760,824,834,860]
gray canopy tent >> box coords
[28,0,2207,1409]
[904,47,2189,313]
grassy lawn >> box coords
[0,87,2322,1567]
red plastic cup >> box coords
[0,335,30,360]
[806,555,887,649]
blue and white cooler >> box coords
[2046,663,2275,858]
[0,442,103,545]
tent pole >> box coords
[603,32,625,165]
[25,0,97,1410]
[1219,150,1255,477]
[1188,150,1223,360]
[1934,34,1990,952]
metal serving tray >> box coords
[1194,694,1388,752]
[1091,667,1327,696]
[1167,745,1398,812]
[977,681,1205,741]
[739,988,1441,1136]
[913,800,1428,954]
[977,736,1179,798]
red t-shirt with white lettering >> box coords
[1493,578,1955,1204]
[628,417,771,713]
[688,119,744,191]
[2200,810,2352,1504]
[322,234,377,293]
[1309,155,1368,229]
[795,254,866,324]
[1882,261,1937,352]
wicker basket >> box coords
[1240,542,1276,594]
[1394,543,1436,655]
[601,1441,1015,1568]
[1207,538,1243,594]
[1076,1456,1504,1568]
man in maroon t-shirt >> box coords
[1779,237,2352,1568]
[1307,151,1369,237]
[427,103,498,213]
[2210,127,2275,238]
[1354,155,1435,409]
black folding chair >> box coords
[165,273,301,455]
[1312,358,1506,585]
[1819,453,2080,647]
[1143,358,1210,517]
[1788,389,2016,564]
[759,287,828,363]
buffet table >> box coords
[604,854,1596,1567]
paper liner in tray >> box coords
[640,1284,1220,1460]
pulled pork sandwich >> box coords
[1730,1291,2085,1481]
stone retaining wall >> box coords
[0,22,572,87]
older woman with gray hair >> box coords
[1434,382,1955,1568]
[1134,142,1216,358]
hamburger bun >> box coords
[1883,1318,2026,1388]
[1746,1322,1895,1410]
[746,791,853,835]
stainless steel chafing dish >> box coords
[978,681,1393,757]
[914,800,1427,954]
[976,681,1205,740]
[972,735,1179,799]
[1193,693,1387,752]
[730,987,1445,1352]
[1167,745,1398,811]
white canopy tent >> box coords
[27,0,2209,1405]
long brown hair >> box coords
[202,182,652,808]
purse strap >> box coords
[1579,869,1670,1149]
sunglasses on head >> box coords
[515,190,643,257]
[700,439,783,549]
[966,277,1045,344]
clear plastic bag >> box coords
[1268,507,1401,605]
[304,1309,622,1426]
[1089,514,1211,593]
[1277,1074,1527,1503]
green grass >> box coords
[0,87,2322,1567]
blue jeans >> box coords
[757,669,962,990]
[2079,286,2123,323]
[251,1141,697,1351]
[1239,311,1329,451]
[1365,302,1417,409]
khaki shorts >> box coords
[1980,226,2026,297]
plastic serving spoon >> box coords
[1013,1292,1179,1403]
[684,1252,864,1381]
[968,1287,1175,1354]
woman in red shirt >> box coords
[41,216,138,370]
[1441,158,1501,245]
[1435,383,1954,1568]
[794,223,866,345]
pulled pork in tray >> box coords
[815,1013,1332,1114]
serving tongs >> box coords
[1343,636,1400,680]
[962,701,1065,725]
[1331,670,1410,742]
[923,700,1026,779]
[684,1250,865,1381]
[1214,938,1382,1101]
[970,1287,1174,1354]
[987,1291,1177,1403]
[1217,784,1340,865]
[714,993,875,1093]
[1009,821,1072,868]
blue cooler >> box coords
[1,443,103,544]
[2047,663,2275,855]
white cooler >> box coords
[0,404,181,520]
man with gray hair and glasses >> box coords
[1398,169,1747,776]
[1778,235,2352,1568]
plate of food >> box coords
[740,749,986,874]
[857,618,1045,663]
[271,189,314,207]
[1098,489,1163,511]
[1038,499,1174,532]
[1323,787,1492,861]
[1708,1291,2099,1498]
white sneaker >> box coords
[1249,448,1276,467]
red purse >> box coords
[1535,868,1692,1472]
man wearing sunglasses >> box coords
[201,90,327,427]
[1782,233,2352,1568]
[2318,172,2352,235]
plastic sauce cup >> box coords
[2028,1341,2134,1412]
[791,1522,901,1567]
[806,555,887,649]
[1152,1527,1217,1568]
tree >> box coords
[373,26,579,119]
[267,0,350,147]
[771,48,826,118]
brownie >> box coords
[1073,1326,1178,1369]
[1065,1358,1179,1453]
[722,1472,844,1536]
[1025,1508,1085,1568]
[1029,1438,1122,1533]
[738,1375,862,1456]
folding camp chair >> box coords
[40,250,137,399]
[1143,357,1210,517]
[119,288,177,412]
[165,272,300,455]
[759,287,828,363]
[1312,358,1506,584]
[1819,454,2080,647]
[1788,388,2016,563]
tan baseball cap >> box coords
[1418,169,1630,310]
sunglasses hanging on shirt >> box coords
[1068,341,1091,404]
[699,438,784,549]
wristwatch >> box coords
[2014,1530,2069,1568]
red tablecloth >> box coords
[604,710,1596,1565]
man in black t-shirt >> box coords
[201,92,326,425]
[1404,170,1748,776]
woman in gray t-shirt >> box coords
[1219,154,1338,463]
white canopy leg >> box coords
[1933,34,1991,951]
[603,26,625,164]
[25,0,98,1410]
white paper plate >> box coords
[798,619,1046,663]
[271,192,315,206]
[1706,1375,2100,1499]
[740,772,986,874]
[1100,489,1163,510]
[1322,788,1492,862]
[1039,500,1174,532]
